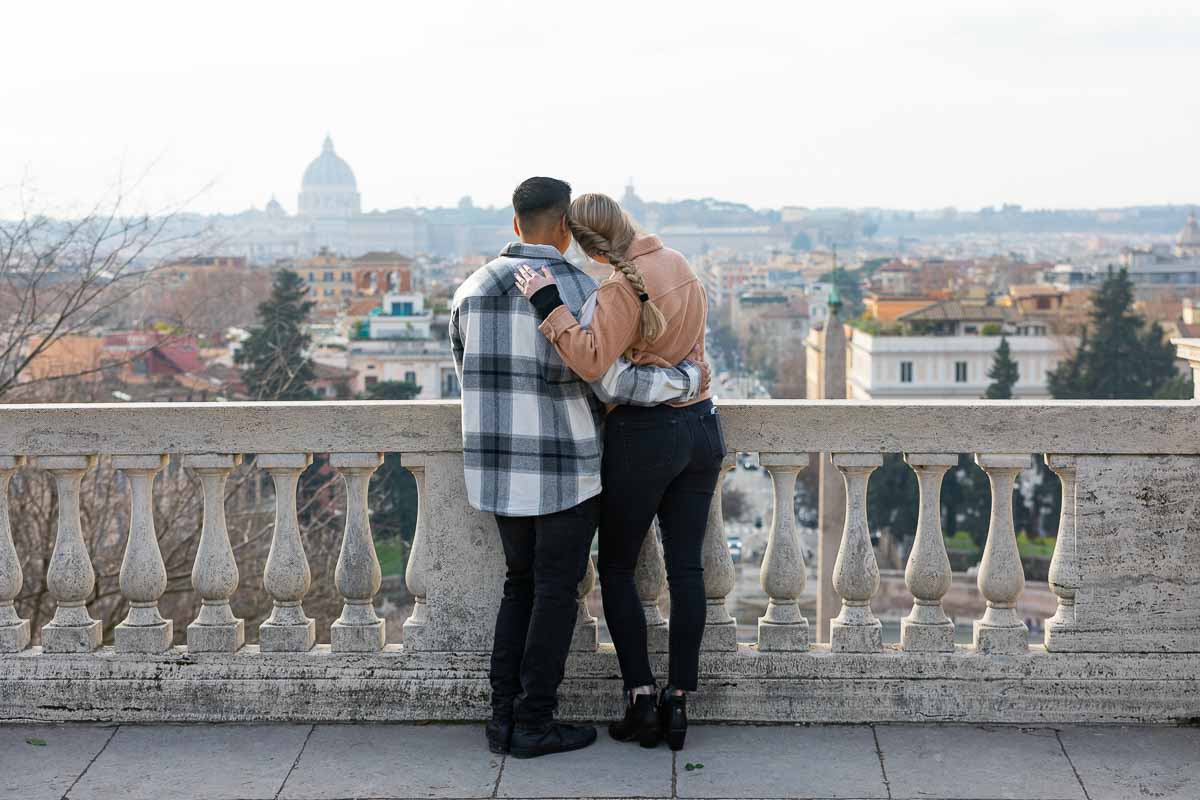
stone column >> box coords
[972,454,1031,653]
[1043,454,1080,651]
[757,453,811,651]
[113,455,173,653]
[701,456,738,651]
[636,523,669,653]
[571,555,599,652]
[257,453,315,652]
[830,453,883,652]
[0,456,30,653]
[401,452,506,652]
[401,459,429,646]
[38,455,102,653]
[185,454,245,653]
[331,452,385,652]
[900,454,956,652]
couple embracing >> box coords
[450,177,725,759]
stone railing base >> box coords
[3,644,1198,725]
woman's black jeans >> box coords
[598,399,726,692]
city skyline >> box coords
[1,1,1198,218]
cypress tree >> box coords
[236,270,317,401]
[1048,268,1178,399]
[985,335,1019,399]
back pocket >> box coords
[699,410,728,464]
[616,418,680,474]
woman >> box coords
[515,193,724,751]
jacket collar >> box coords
[627,234,664,260]
[500,241,568,262]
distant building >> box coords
[299,249,413,311]
[1049,213,1200,290]
[343,292,458,399]
[846,300,1072,399]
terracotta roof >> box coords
[898,300,1012,323]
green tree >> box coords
[364,379,422,544]
[236,270,317,400]
[985,335,1019,399]
[1048,268,1179,399]
[362,380,422,401]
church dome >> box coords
[302,135,357,189]
[298,135,362,219]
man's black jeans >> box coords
[491,496,598,727]
[598,399,726,692]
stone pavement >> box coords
[3,722,1198,800]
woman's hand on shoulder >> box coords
[515,265,556,299]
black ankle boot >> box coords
[609,693,659,748]
[658,688,688,751]
[485,717,513,754]
[509,721,598,759]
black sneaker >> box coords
[486,717,513,754]
[509,722,598,759]
[658,688,688,752]
[609,694,659,748]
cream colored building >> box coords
[846,328,1070,399]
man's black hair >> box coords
[512,177,571,231]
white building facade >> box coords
[846,328,1072,399]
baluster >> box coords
[401,459,429,646]
[830,454,883,652]
[37,456,102,653]
[571,554,599,652]
[1044,454,1079,651]
[331,452,385,652]
[185,454,245,652]
[757,453,811,651]
[636,522,669,653]
[0,456,30,652]
[113,455,172,653]
[973,454,1031,653]
[901,454,956,652]
[257,454,315,652]
[701,456,738,651]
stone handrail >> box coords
[1,399,1199,724]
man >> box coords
[450,177,706,759]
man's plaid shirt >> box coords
[450,242,700,517]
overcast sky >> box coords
[2,1,1197,217]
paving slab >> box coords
[876,724,1085,800]
[1060,725,1200,800]
[498,731,673,798]
[0,724,115,800]
[674,724,887,799]
[68,723,310,800]
[281,723,500,799]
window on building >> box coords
[341,271,352,282]
[323,271,334,281]
[900,361,914,383]
[364,376,378,387]
[404,371,417,384]
[324,288,334,296]
[442,370,461,398]
[308,272,316,282]
[955,361,968,383]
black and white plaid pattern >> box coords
[451,242,699,517]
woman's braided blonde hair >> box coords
[567,192,667,343]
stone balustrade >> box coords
[1,399,1199,724]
